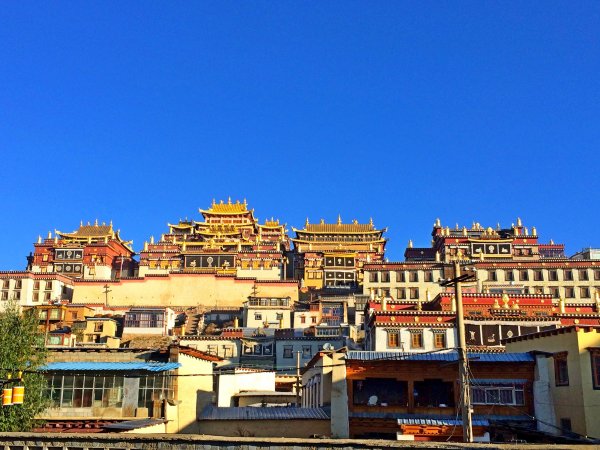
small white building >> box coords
[123,307,176,336]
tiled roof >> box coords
[199,406,329,420]
[41,362,181,372]
[345,350,534,363]
[103,418,167,430]
[304,223,375,233]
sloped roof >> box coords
[41,362,181,372]
[345,350,534,363]
[199,406,329,420]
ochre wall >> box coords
[71,273,298,308]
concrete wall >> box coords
[197,419,330,438]
[216,372,275,407]
[71,274,298,308]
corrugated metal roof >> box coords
[471,378,529,385]
[345,350,534,363]
[41,362,181,372]
[199,406,330,420]
[103,418,167,430]
[398,417,489,427]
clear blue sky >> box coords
[1,2,599,269]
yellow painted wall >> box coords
[71,274,298,308]
[507,329,600,438]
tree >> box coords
[0,301,49,431]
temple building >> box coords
[291,216,387,290]
[27,221,137,280]
[363,218,600,303]
[138,199,290,281]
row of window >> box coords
[369,271,438,283]
[489,268,600,282]
[1,280,54,290]
[1,291,54,301]
[387,330,446,350]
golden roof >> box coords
[200,198,249,215]
[294,217,380,234]
[56,221,114,238]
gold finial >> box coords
[102,221,105,226]
[497,222,501,230]
[408,239,413,248]
[517,217,522,227]
[493,297,500,308]
[228,197,231,204]
[305,217,309,228]
[550,239,554,245]
[435,218,441,227]
[462,226,467,237]
[47,231,52,239]
[502,293,510,309]
[320,218,325,224]
[532,226,537,236]
[87,221,91,226]
[80,220,83,227]
[369,217,374,227]
[37,235,41,244]
[220,199,224,204]
[559,296,565,313]
[212,198,216,206]
[95,219,98,226]
[243,198,247,206]
[150,236,154,244]
[512,299,520,310]
[353,219,358,224]
[337,214,342,225]
[144,241,148,251]
[455,223,459,230]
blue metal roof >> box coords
[345,350,534,363]
[41,362,181,372]
[199,406,330,420]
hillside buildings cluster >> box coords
[2,199,600,442]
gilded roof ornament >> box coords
[435,218,441,227]
[337,214,342,225]
[532,226,537,236]
[408,239,413,248]
[517,217,522,227]
[37,235,41,244]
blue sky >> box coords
[1,2,599,269]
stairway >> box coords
[185,313,202,335]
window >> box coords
[595,270,600,281]
[276,312,284,320]
[46,281,53,290]
[387,331,400,348]
[94,322,103,333]
[554,352,569,386]
[34,281,40,290]
[254,313,262,321]
[283,345,294,358]
[381,272,390,283]
[488,270,497,281]
[44,292,52,301]
[300,316,306,324]
[0,292,7,301]
[409,288,419,300]
[590,350,600,389]
[15,280,22,289]
[471,384,525,406]
[13,291,20,300]
[124,311,165,329]
[353,379,408,406]
[2,280,9,289]
[410,331,423,349]
[579,269,589,281]
[533,270,543,281]
[560,418,572,434]
[409,272,419,282]
[424,271,434,282]
[33,292,39,302]
[311,316,317,323]
[550,287,560,298]
[302,345,312,359]
[414,379,454,407]
[222,345,233,358]
[396,271,406,282]
[564,270,573,281]
[519,270,529,281]
[396,288,406,299]
[369,272,379,283]
[433,332,446,349]
[505,270,514,282]
[565,287,575,298]
[549,270,558,281]
[580,287,591,298]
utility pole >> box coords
[295,350,301,407]
[102,284,112,307]
[453,260,473,443]
[440,259,476,442]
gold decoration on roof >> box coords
[200,199,249,214]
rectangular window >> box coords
[45,292,52,301]
[409,271,419,282]
[381,272,390,282]
[554,353,569,386]
[15,280,22,289]
[254,313,262,321]
[387,331,400,348]
[369,272,379,283]
[2,280,9,289]
[46,281,53,290]
[396,271,406,282]
[533,270,544,281]
[0,291,7,301]
[94,322,103,332]
[591,351,600,389]
[564,270,574,281]
[283,345,293,359]
[519,270,529,281]
[580,287,591,298]
[302,345,312,359]
[13,291,20,300]
[549,270,558,281]
[311,316,317,323]
[550,287,560,298]
[396,288,406,299]
[34,281,40,290]
[409,288,419,299]
[595,270,600,281]
[222,345,233,358]
[300,316,306,324]
[434,332,446,349]
[424,271,434,282]
[410,331,423,349]
[33,292,39,302]
[565,287,575,298]
[353,379,408,406]
[471,385,525,406]
[488,270,497,281]
[579,269,589,281]
[505,270,514,281]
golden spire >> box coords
[305,217,309,228]
[80,220,83,227]
[37,235,42,244]
[369,217,374,227]
[337,214,342,225]
[517,217,522,227]
[408,239,413,248]
[435,218,441,227]
[150,235,154,244]
[320,218,325,224]
[228,196,232,204]
[532,226,537,236]
[95,218,98,226]
[550,239,555,245]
